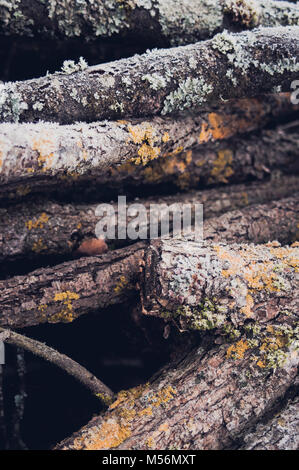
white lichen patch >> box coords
[61,56,88,74]
[142,73,168,90]
[162,77,213,115]
[0,82,28,122]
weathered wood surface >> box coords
[0,243,145,329]
[0,95,297,198]
[1,180,298,263]
[240,392,299,450]
[55,332,298,449]
[1,0,298,44]
[141,239,299,332]
[1,195,298,329]
[1,27,299,124]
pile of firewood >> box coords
[0,0,298,450]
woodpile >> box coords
[0,0,298,450]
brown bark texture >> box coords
[1,27,299,124]
[0,242,145,329]
[0,179,298,263]
[1,0,298,45]
[55,330,298,450]
[1,195,298,329]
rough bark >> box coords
[1,179,298,263]
[1,195,298,329]
[240,392,299,450]
[0,327,114,403]
[0,243,145,329]
[0,94,297,199]
[55,331,299,450]
[0,0,298,45]
[1,27,299,124]
[91,119,299,195]
[141,239,299,333]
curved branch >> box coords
[0,327,114,405]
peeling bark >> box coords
[0,0,298,45]
[0,180,298,263]
[1,27,299,124]
[141,239,299,332]
[0,95,297,198]
[55,336,298,450]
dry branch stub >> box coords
[1,27,299,124]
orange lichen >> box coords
[162,132,170,143]
[148,386,177,408]
[32,238,47,253]
[51,291,80,323]
[209,149,234,184]
[32,135,55,171]
[25,212,49,230]
[226,339,249,359]
[80,420,131,450]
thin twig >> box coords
[0,327,115,406]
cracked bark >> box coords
[1,0,298,45]
[240,392,299,450]
[1,195,298,329]
[0,179,298,264]
[1,27,299,124]
[55,335,298,450]
[0,95,297,199]
[141,239,299,330]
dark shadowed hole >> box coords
[0,302,194,449]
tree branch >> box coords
[0,0,298,45]
[0,178,298,263]
[1,94,296,195]
[0,327,114,404]
[1,27,298,124]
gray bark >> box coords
[0,95,297,198]
[141,239,299,333]
[0,0,298,45]
[1,27,299,124]
[240,393,299,450]
[55,332,298,449]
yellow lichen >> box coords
[226,339,249,359]
[25,212,49,230]
[114,275,129,294]
[128,123,161,165]
[50,291,80,323]
[32,238,47,253]
[209,149,234,184]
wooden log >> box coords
[0,95,297,198]
[0,242,145,329]
[1,195,298,329]
[1,0,298,45]
[141,239,299,333]
[240,393,299,450]
[0,179,298,263]
[1,27,298,124]
[55,327,299,449]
